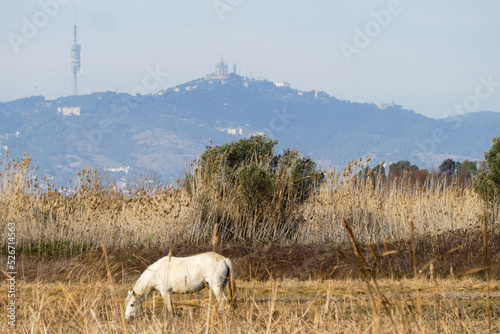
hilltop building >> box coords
[206,56,237,80]
[57,106,81,116]
[379,101,402,109]
[216,127,243,135]
[275,81,290,88]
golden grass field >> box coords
[1,153,499,333]
[1,269,498,333]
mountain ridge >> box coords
[0,74,498,187]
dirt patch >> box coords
[4,228,499,283]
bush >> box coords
[237,162,275,208]
[184,135,324,240]
[473,137,500,205]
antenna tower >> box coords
[70,6,81,96]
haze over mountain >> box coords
[1,73,498,188]
[3,2,500,119]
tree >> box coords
[198,135,277,177]
[397,161,410,170]
[473,137,500,204]
[191,135,323,204]
[354,163,385,183]
[456,159,477,185]
[439,158,456,175]
[184,135,324,240]
[388,160,418,178]
[456,160,477,177]
[370,163,385,176]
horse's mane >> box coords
[133,267,156,297]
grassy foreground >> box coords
[1,271,498,333]
[1,234,499,333]
[1,153,499,332]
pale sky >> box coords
[1,1,500,118]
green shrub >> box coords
[184,135,324,240]
[237,162,275,208]
[473,137,500,205]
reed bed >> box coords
[0,153,495,250]
[297,161,484,244]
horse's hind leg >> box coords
[163,291,173,314]
[211,285,229,310]
[211,286,223,302]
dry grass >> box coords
[1,270,498,333]
[1,152,499,332]
[297,164,485,245]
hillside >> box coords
[0,73,498,187]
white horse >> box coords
[124,252,236,319]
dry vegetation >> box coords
[1,259,499,333]
[0,153,495,249]
[1,152,499,333]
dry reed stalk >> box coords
[323,282,331,315]
[342,218,396,332]
[483,210,491,334]
[265,281,278,334]
[407,216,425,332]
[408,218,417,279]
[205,289,212,334]
[208,289,224,334]
[212,222,218,252]
[368,241,380,266]
[382,238,394,279]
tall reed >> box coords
[0,153,492,251]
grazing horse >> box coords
[124,252,236,319]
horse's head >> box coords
[124,290,143,319]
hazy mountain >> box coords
[0,74,498,188]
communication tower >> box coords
[70,7,81,96]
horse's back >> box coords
[176,252,229,276]
[148,252,229,292]
[164,252,227,266]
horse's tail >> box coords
[224,257,237,308]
